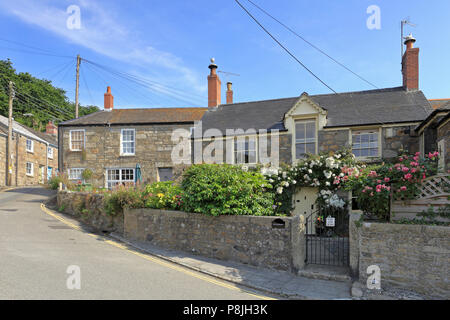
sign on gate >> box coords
[326,216,335,227]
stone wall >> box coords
[124,208,305,272]
[352,221,449,299]
[318,129,350,154]
[60,124,191,188]
[57,190,124,234]
[382,126,420,159]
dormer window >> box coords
[295,119,316,159]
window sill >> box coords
[26,150,34,154]
[120,154,136,157]
[26,173,34,177]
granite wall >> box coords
[124,208,305,272]
[351,220,449,299]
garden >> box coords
[49,149,444,223]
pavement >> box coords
[0,186,353,300]
[109,234,352,300]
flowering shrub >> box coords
[103,184,145,215]
[264,149,358,215]
[344,151,438,220]
[181,164,274,216]
[142,181,183,210]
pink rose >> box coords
[400,186,407,191]
[384,177,390,182]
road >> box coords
[0,187,275,300]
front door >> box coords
[47,167,53,181]
[39,166,45,184]
[292,187,318,216]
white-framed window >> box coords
[295,119,316,159]
[70,130,85,151]
[26,162,34,176]
[106,168,135,189]
[47,147,53,159]
[352,130,379,158]
[121,129,135,156]
[234,136,257,164]
[26,139,34,152]
[68,168,84,181]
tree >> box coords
[0,59,99,131]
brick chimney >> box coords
[402,34,419,91]
[45,121,57,136]
[226,82,233,104]
[208,58,221,107]
[104,86,114,111]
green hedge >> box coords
[181,164,274,216]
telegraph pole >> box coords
[75,54,81,118]
[7,81,15,186]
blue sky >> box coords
[0,0,449,110]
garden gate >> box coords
[304,206,349,266]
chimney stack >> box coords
[402,34,419,91]
[207,58,221,107]
[45,121,57,136]
[104,86,114,111]
[226,82,233,104]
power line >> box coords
[82,58,206,104]
[14,94,69,121]
[13,87,75,118]
[234,0,337,94]
[245,0,379,89]
[83,59,205,106]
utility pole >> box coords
[7,81,15,186]
[75,54,81,118]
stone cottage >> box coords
[194,35,435,215]
[57,87,207,188]
[0,117,58,187]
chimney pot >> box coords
[104,86,114,111]
[226,82,233,104]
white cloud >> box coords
[0,0,206,98]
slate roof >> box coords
[200,87,433,135]
[429,99,450,110]
[0,115,48,144]
[27,127,58,147]
[59,108,208,126]
[415,101,450,132]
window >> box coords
[69,168,84,181]
[295,120,316,159]
[158,168,173,182]
[47,147,53,159]
[121,129,135,155]
[70,130,85,151]
[352,130,379,158]
[26,162,33,176]
[26,139,33,152]
[106,168,135,189]
[234,137,257,164]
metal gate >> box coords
[305,206,349,266]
